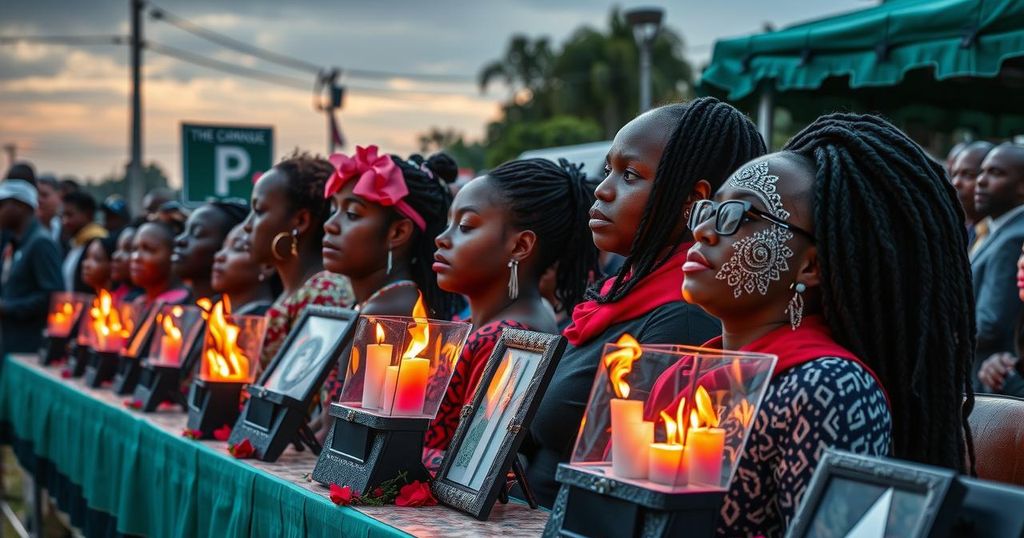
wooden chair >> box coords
[969,393,1024,486]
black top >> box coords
[522,300,720,506]
[0,218,64,354]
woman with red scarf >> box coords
[682,114,975,537]
[523,97,766,506]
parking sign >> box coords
[181,123,274,203]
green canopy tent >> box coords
[697,0,1024,151]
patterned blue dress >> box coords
[717,357,892,537]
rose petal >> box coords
[213,425,232,441]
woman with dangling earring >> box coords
[241,151,354,372]
[319,147,462,417]
[424,158,599,464]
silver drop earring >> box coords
[786,282,806,330]
[386,248,393,275]
[507,259,519,300]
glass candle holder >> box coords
[569,337,777,493]
[146,304,205,367]
[45,292,89,338]
[85,291,138,353]
[197,308,266,384]
[337,314,472,419]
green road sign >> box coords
[181,123,274,203]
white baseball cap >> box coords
[0,179,39,209]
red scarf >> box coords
[702,315,890,407]
[563,247,690,346]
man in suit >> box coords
[971,143,1024,394]
[950,141,994,248]
[0,178,63,355]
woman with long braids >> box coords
[319,146,461,411]
[524,97,767,506]
[242,151,354,371]
[425,158,599,461]
[679,113,974,536]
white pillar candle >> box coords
[610,398,652,479]
[392,358,430,416]
[649,443,688,487]
[381,365,400,414]
[361,343,393,409]
[687,427,725,486]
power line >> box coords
[146,3,476,83]
[146,41,312,90]
[0,34,127,46]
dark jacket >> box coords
[0,218,64,354]
[970,208,1024,392]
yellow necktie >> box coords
[970,221,990,257]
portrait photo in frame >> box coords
[229,306,358,462]
[432,329,567,520]
[787,449,964,538]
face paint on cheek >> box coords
[715,227,794,297]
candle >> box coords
[610,398,652,479]
[362,323,393,409]
[649,443,688,486]
[49,302,75,336]
[687,427,725,486]
[392,358,430,415]
[381,365,399,414]
[160,333,182,364]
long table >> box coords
[0,354,550,537]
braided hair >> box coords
[390,153,461,320]
[485,158,599,312]
[782,113,975,473]
[275,150,335,246]
[595,96,766,303]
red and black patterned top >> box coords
[259,271,353,369]
[424,319,531,459]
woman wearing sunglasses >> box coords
[680,114,975,537]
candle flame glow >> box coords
[401,293,430,361]
[604,333,642,398]
[88,290,132,348]
[659,397,687,445]
[694,385,720,428]
[202,296,252,382]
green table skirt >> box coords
[0,355,406,538]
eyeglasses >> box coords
[688,199,816,242]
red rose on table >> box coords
[60,369,72,379]
[395,481,437,507]
[213,425,232,441]
[122,399,142,410]
[181,428,202,440]
[228,438,254,459]
[329,484,358,506]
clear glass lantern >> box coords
[337,314,472,419]
[570,336,777,493]
[197,304,266,383]
[45,292,91,338]
[85,290,139,353]
[146,304,205,367]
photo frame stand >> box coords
[84,350,120,388]
[312,404,431,495]
[111,357,142,395]
[227,386,322,462]
[499,456,539,509]
[66,343,91,378]
[133,364,185,412]
[542,464,725,538]
[187,378,244,438]
[39,334,70,366]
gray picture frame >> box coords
[432,328,566,520]
[787,449,964,538]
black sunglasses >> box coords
[689,199,816,242]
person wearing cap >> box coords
[101,194,131,238]
[0,178,63,354]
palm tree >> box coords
[478,35,554,97]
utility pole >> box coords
[3,144,15,168]
[127,0,144,214]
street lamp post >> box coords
[625,7,664,113]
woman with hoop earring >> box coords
[241,151,354,373]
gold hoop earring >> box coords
[290,228,299,257]
[271,232,291,261]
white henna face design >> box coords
[715,161,795,297]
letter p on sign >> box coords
[215,146,250,197]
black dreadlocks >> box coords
[595,96,766,303]
[783,112,975,473]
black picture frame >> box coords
[787,449,965,538]
[228,306,358,462]
[432,328,567,520]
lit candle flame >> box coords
[202,296,252,382]
[603,333,642,398]
[694,385,720,428]
[401,293,430,361]
[659,397,687,445]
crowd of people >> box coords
[0,95,1015,536]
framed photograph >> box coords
[432,328,567,520]
[256,306,358,402]
[123,301,162,359]
[788,449,964,538]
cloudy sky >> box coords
[1,0,868,186]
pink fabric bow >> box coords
[325,145,426,230]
